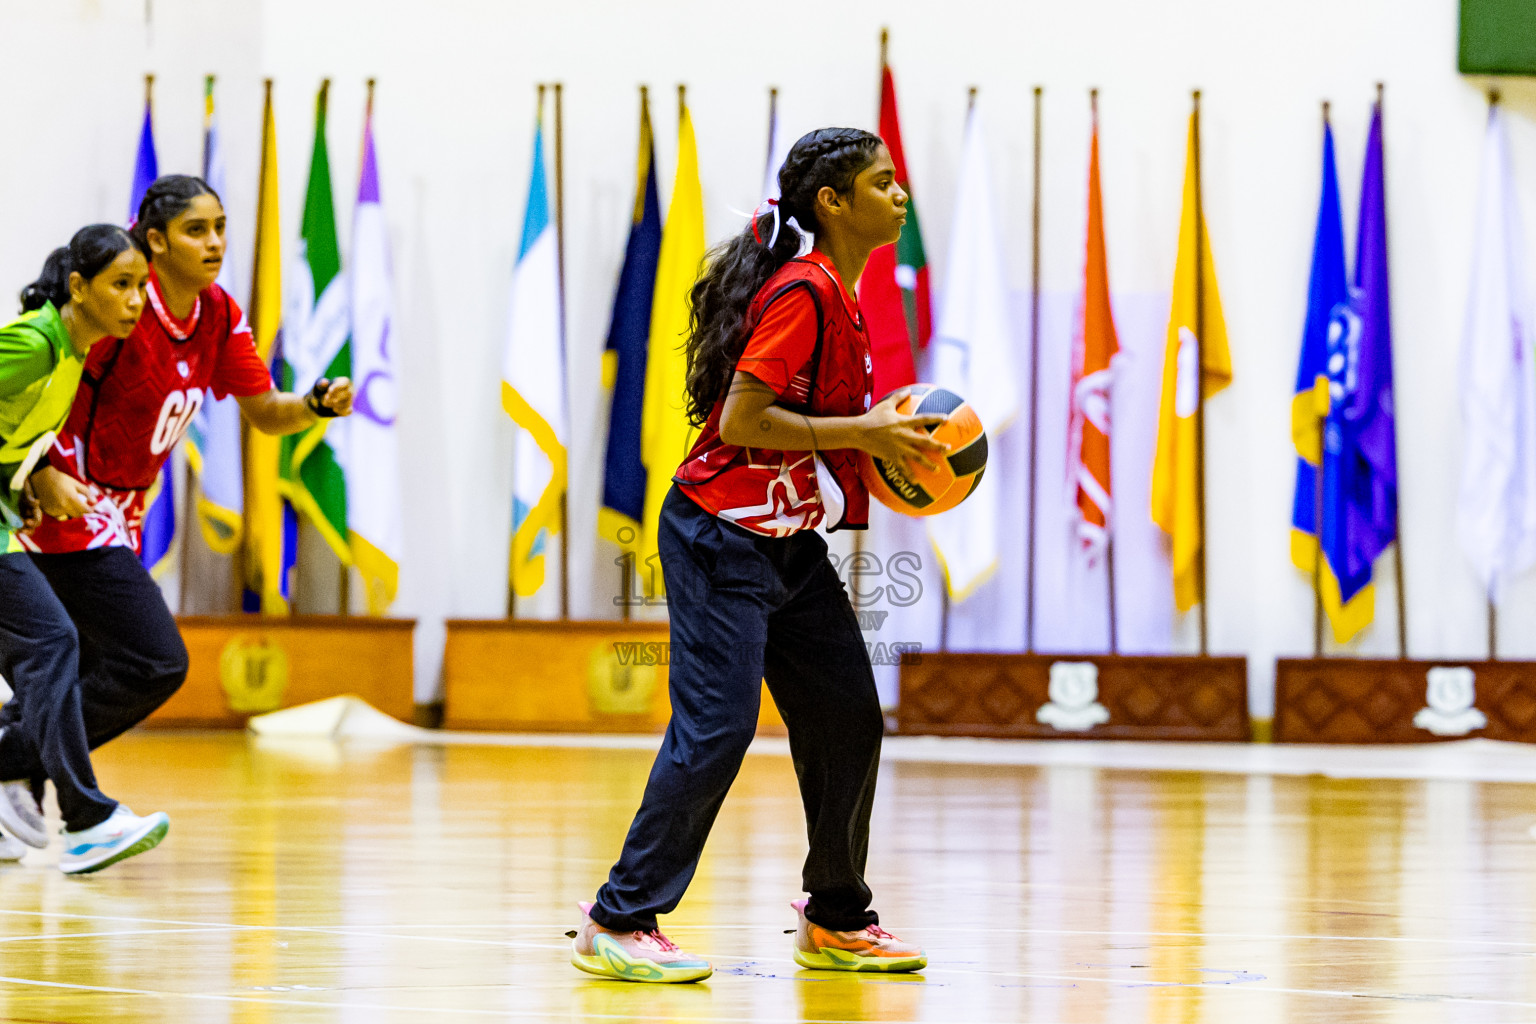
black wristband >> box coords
[305,378,340,418]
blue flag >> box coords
[128,94,158,222]
[129,86,178,580]
[1290,108,1399,642]
[597,93,663,554]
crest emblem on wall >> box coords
[1038,661,1111,732]
[1412,666,1487,737]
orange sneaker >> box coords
[790,898,926,972]
[570,902,713,983]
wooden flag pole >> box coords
[942,85,980,655]
[617,85,649,623]
[555,81,570,622]
[1191,89,1209,657]
[511,84,549,620]
[880,26,888,68]
[145,73,154,108]
[1025,85,1043,654]
[339,79,379,617]
[1480,84,1492,660]
[336,80,354,615]
[1312,100,1329,659]
[241,78,276,615]
[767,86,778,165]
[1375,81,1410,661]
[1089,88,1119,655]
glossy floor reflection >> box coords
[1,732,1535,1022]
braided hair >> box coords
[683,127,883,425]
[131,174,221,255]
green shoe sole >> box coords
[793,945,927,973]
[64,818,169,875]
[571,935,712,984]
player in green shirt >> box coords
[0,225,159,870]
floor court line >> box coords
[0,919,1524,1011]
[4,907,1531,953]
[0,927,236,944]
[5,966,1534,1019]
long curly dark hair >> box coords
[683,127,883,425]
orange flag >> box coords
[1069,106,1119,561]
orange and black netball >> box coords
[859,385,987,516]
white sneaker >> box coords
[0,780,48,848]
[59,805,169,875]
[0,831,25,862]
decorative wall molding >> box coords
[897,653,1250,741]
[1274,658,1536,743]
[152,616,416,727]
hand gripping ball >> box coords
[858,385,988,517]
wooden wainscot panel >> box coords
[1274,658,1536,743]
[897,653,1250,741]
[151,616,417,728]
[442,619,786,733]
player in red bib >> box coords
[572,129,947,982]
[0,176,353,867]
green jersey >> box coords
[0,303,82,553]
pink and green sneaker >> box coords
[790,898,927,973]
[570,902,713,983]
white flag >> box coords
[345,101,404,614]
[926,103,1020,600]
[1458,105,1536,601]
[502,96,567,610]
[187,76,244,555]
[762,91,793,203]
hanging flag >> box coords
[279,81,352,564]
[858,58,931,398]
[1151,112,1232,613]
[186,74,244,555]
[130,78,178,580]
[761,88,793,202]
[502,90,568,601]
[598,91,662,554]
[346,86,404,614]
[1289,118,1378,640]
[1069,106,1119,561]
[927,101,1020,600]
[1305,102,1402,635]
[128,82,158,220]
[242,82,295,614]
[1459,102,1536,600]
[637,95,705,595]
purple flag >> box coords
[1322,102,1398,603]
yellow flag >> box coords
[637,99,705,596]
[242,82,287,614]
[1151,113,1231,613]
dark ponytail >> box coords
[20,224,144,313]
[131,173,221,255]
[683,127,883,425]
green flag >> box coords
[279,80,351,561]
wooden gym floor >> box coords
[1,731,1535,1022]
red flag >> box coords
[1069,112,1119,560]
[860,64,932,398]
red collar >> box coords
[800,250,862,323]
[146,267,202,340]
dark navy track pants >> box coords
[592,486,884,934]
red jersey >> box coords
[675,251,873,536]
[23,270,272,554]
